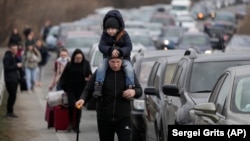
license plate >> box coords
[210,38,219,42]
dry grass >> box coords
[236,4,250,35]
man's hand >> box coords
[17,63,22,68]
[123,89,136,99]
[75,99,85,109]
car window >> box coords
[214,73,230,114]
[178,61,188,88]
[214,13,236,23]
[163,28,183,38]
[139,61,155,88]
[209,73,227,102]
[234,76,250,112]
[190,60,250,93]
[181,35,208,46]
[148,62,160,86]
[172,62,183,85]
[164,64,177,84]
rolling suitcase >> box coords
[54,105,69,132]
[45,103,54,128]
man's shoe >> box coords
[7,113,18,118]
[93,82,102,98]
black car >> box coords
[130,50,184,141]
[155,26,186,50]
[204,11,237,37]
[162,49,250,129]
[176,31,212,53]
[204,25,228,50]
[189,65,250,125]
[143,55,182,141]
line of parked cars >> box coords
[134,47,250,141]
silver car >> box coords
[190,65,250,124]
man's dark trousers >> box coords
[97,117,132,141]
[5,82,18,114]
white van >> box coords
[170,0,192,16]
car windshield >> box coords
[215,14,235,23]
[130,35,154,47]
[163,28,183,37]
[172,5,188,11]
[65,36,99,48]
[233,76,250,113]
[151,17,175,25]
[181,35,208,46]
[190,61,250,93]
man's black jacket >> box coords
[3,51,20,83]
[80,66,142,122]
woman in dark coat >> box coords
[8,28,22,46]
[59,48,92,132]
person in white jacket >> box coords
[49,48,70,91]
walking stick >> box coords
[76,129,79,141]
[76,104,82,141]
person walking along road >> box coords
[3,44,23,118]
[76,55,142,141]
[59,49,92,132]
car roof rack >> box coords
[184,47,199,59]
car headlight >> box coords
[163,40,169,45]
[133,99,145,110]
[198,13,204,19]
[210,12,216,18]
[205,50,212,54]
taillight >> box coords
[198,13,204,19]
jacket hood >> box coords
[71,48,85,62]
[102,9,125,30]
[4,50,13,57]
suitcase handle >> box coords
[61,93,68,107]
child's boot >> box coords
[93,82,102,99]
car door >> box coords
[197,73,230,124]
[164,59,189,124]
[145,61,161,122]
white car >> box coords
[176,14,197,30]
[88,42,146,73]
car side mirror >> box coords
[190,102,219,123]
[144,87,157,96]
[162,84,180,97]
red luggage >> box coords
[45,103,54,128]
[54,105,70,132]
